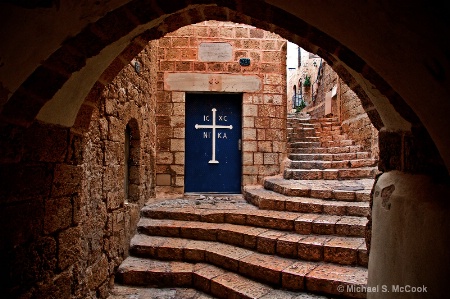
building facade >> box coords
[154,21,288,195]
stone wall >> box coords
[155,21,287,195]
[78,42,157,298]
[0,41,158,298]
[303,60,331,119]
[301,57,378,157]
[340,82,379,158]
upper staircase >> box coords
[111,115,378,299]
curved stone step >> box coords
[310,117,339,123]
[263,176,373,202]
[243,185,369,217]
[289,152,370,162]
[141,202,367,237]
[288,145,362,154]
[284,167,379,180]
[288,159,377,170]
[321,140,354,147]
[120,235,367,298]
[116,257,337,299]
[137,218,368,266]
[288,136,320,142]
[110,285,217,299]
[290,141,322,148]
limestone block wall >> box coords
[340,82,379,158]
[303,60,331,119]
[78,43,157,297]
[155,21,287,195]
[303,60,379,157]
[0,42,157,298]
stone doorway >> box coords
[185,93,242,193]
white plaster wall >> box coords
[369,171,450,298]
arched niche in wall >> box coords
[124,118,140,203]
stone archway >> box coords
[1,1,450,298]
[1,1,447,175]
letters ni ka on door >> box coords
[185,93,242,193]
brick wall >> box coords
[155,21,287,195]
[0,41,158,298]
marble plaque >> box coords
[198,42,233,62]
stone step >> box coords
[288,145,362,154]
[138,218,368,266]
[315,126,341,132]
[288,159,377,169]
[287,126,315,132]
[243,185,369,217]
[284,167,379,180]
[110,285,217,299]
[116,256,353,299]
[287,130,316,137]
[289,141,322,148]
[289,152,370,161]
[141,204,367,237]
[119,235,367,298]
[314,130,348,138]
[287,122,315,127]
[263,176,373,202]
[310,117,339,123]
[317,134,348,142]
[321,140,354,147]
[288,136,320,142]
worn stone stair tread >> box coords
[320,140,355,147]
[243,185,369,216]
[141,202,367,237]
[110,284,217,299]
[288,145,362,154]
[263,176,373,201]
[284,167,379,180]
[136,218,368,266]
[289,152,370,161]
[123,236,367,298]
[117,257,336,299]
[288,159,377,170]
[289,141,322,148]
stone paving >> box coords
[110,285,215,299]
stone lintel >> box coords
[164,73,261,92]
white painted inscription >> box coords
[198,42,233,62]
[195,108,233,164]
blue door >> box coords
[185,93,242,193]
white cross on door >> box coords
[195,108,233,164]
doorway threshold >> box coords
[183,193,243,200]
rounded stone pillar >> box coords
[368,171,450,298]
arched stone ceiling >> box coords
[0,0,449,169]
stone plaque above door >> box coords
[198,42,233,62]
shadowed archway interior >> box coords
[0,1,449,298]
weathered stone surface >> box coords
[58,226,82,270]
[44,196,73,234]
[156,21,287,193]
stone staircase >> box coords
[285,116,378,180]
[113,116,377,299]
